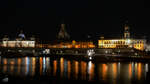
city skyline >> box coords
[0,22,148,41]
[1,1,150,84]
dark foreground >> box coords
[1,55,150,84]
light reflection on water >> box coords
[0,56,150,84]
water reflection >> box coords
[81,61,87,80]
[87,61,94,80]
[0,56,150,84]
[102,64,107,80]
[137,63,142,80]
[60,57,64,78]
[67,61,71,79]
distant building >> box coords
[124,24,130,39]
[57,24,70,40]
[2,31,35,48]
[48,40,95,48]
[98,24,146,51]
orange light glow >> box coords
[74,61,79,79]
[67,61,71,79]
[3,58,7,65]
[137,63,142,80]
[39,57,43,75]
[102,64,107,80]
[53,60,57,76]
[81,61,87,80]
[17,58,21,74]
[60,57,64,77]
[31,57,36,76]
[129,63,132,79]
[112,63,117,79]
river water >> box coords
[0,56,150,84]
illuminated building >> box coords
[124,24,130,39]
[48,40,95,48]
[70,40,95,48]
[98,24,146,51]
[2,31,35,48]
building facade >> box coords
[2,40,35,48]
[46,40,95,48]
[2,31,35,48]
[98,39,146,50]
[98,24,146,51]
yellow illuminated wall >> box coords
[133,40,145,50]
[51,40,95,48]
[98,39,129,48]
[98,39,145,50]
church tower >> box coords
[58,24,70,40]
[124,23,130,39]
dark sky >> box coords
[0,0,150,41]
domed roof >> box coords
[18,30,25,39]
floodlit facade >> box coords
[98,24,146,51]
[70,40,95,48]
[98,39,146,50]
[2,31,36,48]
[46,40,95,48]
[2,41,35,48]
[34,40,95,48]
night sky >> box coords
[0,0,150,41]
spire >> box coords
[58,24,70,40]
[124,21,130,39]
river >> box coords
[0,56,150,84]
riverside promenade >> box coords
[0,47,149,60]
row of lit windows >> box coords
[99,40,144,44]
[102,41,126,44]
